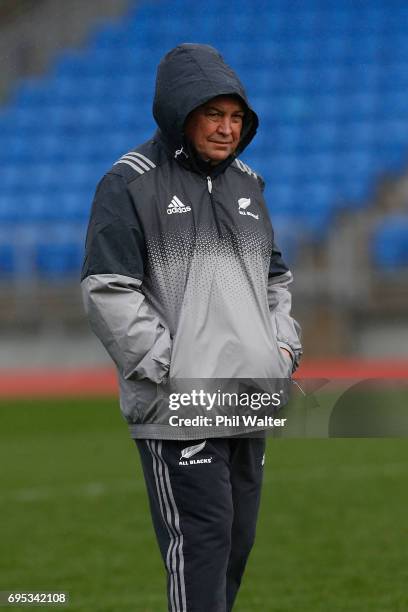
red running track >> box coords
[0,360,408,398]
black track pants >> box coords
[135,436,265,612]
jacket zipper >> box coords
[206,176,222,237]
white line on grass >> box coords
[2,477,144,503]
[2,462,407,503]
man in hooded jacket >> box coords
[82,44,302,612]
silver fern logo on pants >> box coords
[179,441,212,466]
[180,441,206,460]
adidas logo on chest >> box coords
[167,195,191,214]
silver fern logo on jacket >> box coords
[238,197,259,220]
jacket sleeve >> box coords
[267,242,303,371]
[80,173,171,384]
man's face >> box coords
[184,95,245,164]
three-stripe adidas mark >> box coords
[167,195,191,215]
[114,151,156,174]
[146,440,187,612]
[235,158,257,178]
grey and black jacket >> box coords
[81,44,302,439]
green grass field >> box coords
[1,396,407,612]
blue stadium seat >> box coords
[12,77,54,109]
[372,216,408,269]
[23,194,53,222]
[35,242,84,279]
[0,195,22,224]
[264,155,298,182]
[2,164,25,193]
[53,190,93,222]
[336,178,374,206]
[269,213,301,263]
[266,184,297,215]
[89,21,135,51]
[21,164,56,194]
[28,135,66,163]
[378,64,408,91]
[53,51,92,78]
[0,244,15,277]
[297,122,337,152]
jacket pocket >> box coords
[269,312,293,379]
[135,323,172,384]
[118,376,160,424]
[277,345,293,378]
[151,325,171,382]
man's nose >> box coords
[217,117,233,135]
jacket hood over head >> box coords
[153,43,259,161]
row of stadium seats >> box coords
[1,0,408,279]
[2,213,407,278]
[3,215,407,278]
[0,165,388,226]
[7,93,408,124]
[2,148,401,174]
[0,242,84,279]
